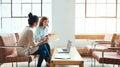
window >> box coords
[75,0,120,34]
[86,0,117,18]
[0,0,52,33]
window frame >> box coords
[85,0,117,18]
[0,0,52,33]
[1,0,44,18]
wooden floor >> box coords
[0,57,119,67]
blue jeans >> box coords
[44,43,51,56]
[32,44,50,67]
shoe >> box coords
[45,62,50,67]
[47,57,51,63]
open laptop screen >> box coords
[57,40,72,53]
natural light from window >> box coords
[0,0,52,33]
[75,0,120,34]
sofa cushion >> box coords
[116,34,120,55]
[1,34,17,56]
[93,51,120,65]
[117,43,120,55]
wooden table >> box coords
[50,47,84,67]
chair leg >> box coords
[35,59,37,67]
[0,63,1,67]
[28,62,30,67]
[113,64,115,67]
[93,58,96,67]
[12,62,14,67]
[90,56,93,67]
[102,64,104,67]
[16,62,18,67]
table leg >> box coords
[79,61,84,67]
[50,61,55,67]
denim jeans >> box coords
[44,43,51,56]
[32,43,50,67]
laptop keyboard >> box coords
[62,49,68,51]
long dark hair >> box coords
[28,12,39,26]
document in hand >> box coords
[54,53,71,59]
[48,32,59,43]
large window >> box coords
[0,0,52,33]
[75,0,120,34]
[86,0,117,18]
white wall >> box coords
[52,0,75,48]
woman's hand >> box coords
[41,37,48,42]
[36,41,47,46]
[36,42,42,46]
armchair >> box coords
[86,33,117,54]
[92,34,120,67]
[92,47,120,67]
[0,33,34,67]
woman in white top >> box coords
[34,17,51,67]
[17,13,50,67]
[34,17,51,54]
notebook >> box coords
[54,53,71,59]
[57,40,72,53]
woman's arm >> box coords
[36,41,47,46]
[28,30,47,47]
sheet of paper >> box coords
[54,53,71,59]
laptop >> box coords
[57,40,72,53]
